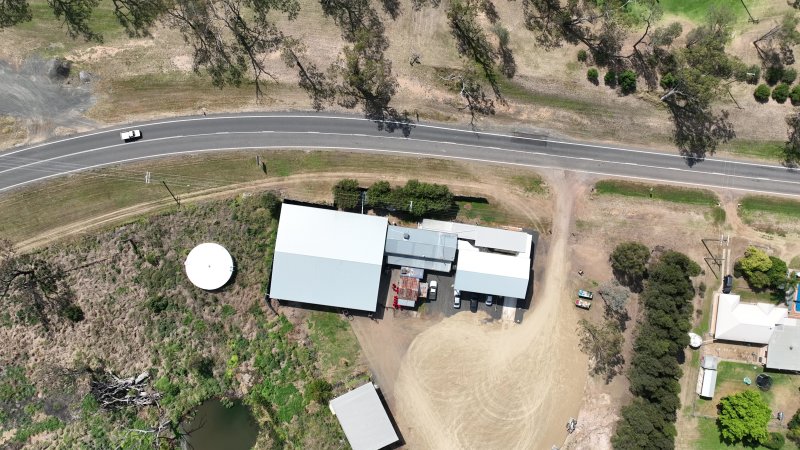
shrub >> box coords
[587,68,599,84]
[577,49,588,62]
[660,72,676,89]
[788,409,800,444]
[332,178,360,210]
[604,70,616,87]
[610,242,650,290]
[791,86,800,105]
[747,65,762,84]
[146,296,169,314]
[619,70,637,94]
[754,84,771,103]
[764,432,786,450]
[304,379,333,403]
[63,304,85,322]
[782,68,798,84]
[766,66,784,85]
[772,83,791,103]
[366,180,392,208]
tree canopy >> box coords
[718,390,771,445]
[612,249,700,448]
[610,241,650,290]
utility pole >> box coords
[162,181,180,208]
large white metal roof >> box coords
[713,294,788,344]
[454,241,530,298]
[270,204,388,312]
[329,383,399,450]
[184,243,234,290]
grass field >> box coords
[693,361,800,449]
[307,312,368,389]
[739,196,800,219]
[658,0,755,23]
[457,200,501,224]
[12,0,126,56]
[594,180,720,206]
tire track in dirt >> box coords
[392,171,589,449]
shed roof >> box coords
[269,204,388,312]
[419,219,530,255]
[329,383,399,450]
[767,324,800,372]
[454,241,530,298]
[713,294,789,344]
[699,368,718,398]
[384,225,457,272]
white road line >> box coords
[0,113,792,172]
[2,144,800,198]
[2,131,800,188]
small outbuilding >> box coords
[329,383,399,450]
[696,355,720,398]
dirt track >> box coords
[385,171,588,449]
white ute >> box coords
[120,129,142,142]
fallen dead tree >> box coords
[90,370,160,409]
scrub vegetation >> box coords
[0,192,366,448]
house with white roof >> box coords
[713,294,789,344]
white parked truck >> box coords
[120,129,142,142]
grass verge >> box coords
[0,151,475,243]
[594,180,719,206]
[511,174,548,194]
[739,196,800,220]
[719,140,785,162]
[307,312,367,388]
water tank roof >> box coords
[185,243,234,290]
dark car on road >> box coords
[470,298,478,313]
[723,275,733,294]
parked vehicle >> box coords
[577,289,593,300]
[575,299,591,310]
[453,291,461,309]
[120,129,142,142]
[470,298,478,313]
[722,275,733,294]
[485,295,493,306]
[428,280,438,300]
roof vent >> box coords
[403,233,410,240]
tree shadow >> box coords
[667,102,735,165]
[380,0,401,20]
[367,107,416,137]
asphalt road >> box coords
[1,112,799,196]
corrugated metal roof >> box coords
[699,368,718,398]
[386,255,451,272]
[385,225,457,261]
[454,241,530,298]
[329,383,399,450]
[713,294,788,344]
[767,324,800,372]
[419,219,530,254]
[269,204,388,312]
[700,355,720,370]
